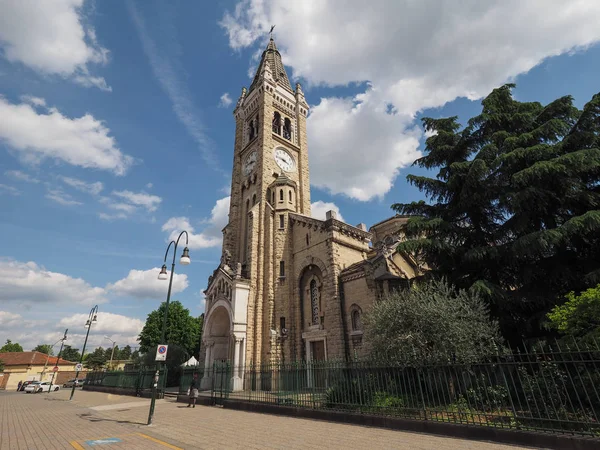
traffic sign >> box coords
[75,363,83,372]
[155,344,168,361]
[52,366,59,372]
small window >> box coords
[283,118,292,140]
[279,189,284,201]
[288,190,292,202]
[272,191,275,204]
[279,214,284,229]
[272,112,281,135]
[252,193,256,206]
[280,317,286,330]
[306,233,309,246]
[279,261,285,278]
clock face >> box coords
[274,148,296,172]
[243,151,257,176]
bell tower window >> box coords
[279,189,284,202]
[283,118,292,140]
[272,112,281,135]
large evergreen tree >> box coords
[61,345,81,362]
[0,340,23,352]
[394,85,600,344]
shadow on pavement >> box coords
[77,412,145,426]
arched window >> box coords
[252,193,256,206]
[272,191,275,204]
[272,112,281,135]
[279,189,284,201]
[288,190,292,202]
[351,309,362,331]
[248,119,255,141]
[283,118,292,140]
[310,279,319,325]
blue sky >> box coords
[1,0,599,353]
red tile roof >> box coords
[0,351,76,366]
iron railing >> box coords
[179,365,205,395]
[200,343,600,437]
[85,366,167,395]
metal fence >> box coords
[85,366,167,395]
[179,365,205,395]
[203,343,600,437]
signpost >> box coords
[75,363,83,372]
[155,344,168,361]
[52,366,59,373]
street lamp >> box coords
[147,230,190,426]
[47,329,68,393]
[41,334,67,381]
[105,336,116,371]
[69,305,98,401]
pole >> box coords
[48,329,68,393]
[147,230,188,426]
[70,305,98,401]
[148,260,175,425]
[109,341,116,371]
[41,338,63,381]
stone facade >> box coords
[201,38,422,389]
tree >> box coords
[394,85,600,344]
[0,339,23,352]
[61,345,81,362]
[547,284,600,345]
[33,344,53,355]
[119,345,132,360]
[85,347,107,370]
[363,279,504,364]
[138,301,202,357]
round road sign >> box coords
[158,345,167,354]
[52,366,59,372]
[75,363,83,372]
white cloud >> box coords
[0,311,23,327]
[20,95,46,107]
[0,259,106,306]
[219,92,233,108]
[311,200,344,222]
[112,190,162,212]
[126,0,223,175]
[146,182,153,189]
[98,212,128,221]
[106,268,189,299]
[0,96,133,175]
[0,0,110,90]
[5,170,40,183]
[60,176,103,195]
[221,0,600,200]
[45,187,82,206]
[162,196,230,250]
[0,184,21,196]
[58,312,144,336]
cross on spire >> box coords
[269,25,275,39]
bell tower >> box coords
[217,36,310,367]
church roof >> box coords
[248,38,293,94]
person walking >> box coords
[187,376,199,408]
[17,381,22,392]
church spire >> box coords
[248,36,293,94]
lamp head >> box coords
[179,247,191,265]
[158,264,168,280]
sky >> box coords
[1,0,600,354]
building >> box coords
[200,37,423,390]
[0,352,78,390]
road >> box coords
[0,390,537,449]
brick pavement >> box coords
[0,390,538,449]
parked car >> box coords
[18,380,36,392]
[24,381,60,393]
[63,378,83,388]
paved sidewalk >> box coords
[0,390,537,449]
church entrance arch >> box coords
[201,302,232,390]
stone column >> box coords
[231,338,243,391]
[200,342,213,390]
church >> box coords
[200,37,423,390]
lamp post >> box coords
[147,230,190,426]
[47,329,68,393]
[105,336,116,371]
[41,336,67,381]
[70,305,98,401]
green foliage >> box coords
[393,85,600,343]
[138,301,202,357]
[118,345,132,360]
[60,345,81,362]
[0,339,23,352]
[84,347,107,369]
[363,279,504,364]
[33,344,53,355]
[547,285,600,345]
